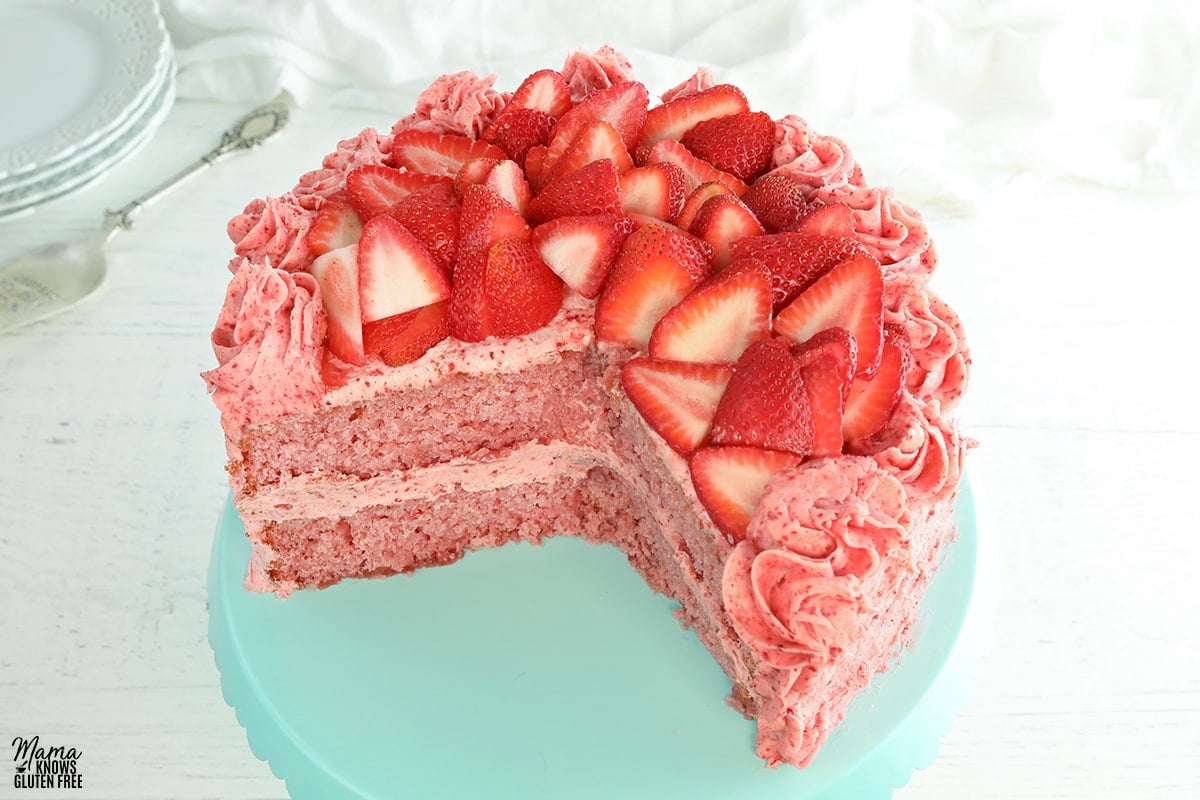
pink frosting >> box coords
[390,72,507,140]
[292,128,393,208]
[768,115,861,194]
[813,184,931,281]
[226,195,314,273]
[722,458,912,669]
[660,68,716,103]
[561,45,637,102]
[885,280,970,410]
[203,259,327,455]
[862,395,964,503]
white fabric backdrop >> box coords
[161,0,1200,209]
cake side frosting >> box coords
[205,46,972,772]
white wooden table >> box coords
[2,98,1197,799]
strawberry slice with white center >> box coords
[708,337,815,457]
[728,232,866,312]
[618,162,687,221]
[501,68,572,119]
[310,242,366,366]
[642,138,747,197]
[386,181,461,277]
[843,324,911,442]
[307,191,363,256]
[648,267,772,364]
[543,80,649,175]
[774,253,884,377]
[526,158,624,225]
[689,445,804,542]
[638,84,751,150]
[542,119,634,186]
[362,300,450,367]
[675,181,737,231]
[391,130,507,178]
[357,215,450,324]
[346,165,451,220]
[793,327,858,457]
[595,223,713,349]
[687,194,765,269]
[482,159,533,217]
[621,357,733,455]
[531,213,633,298]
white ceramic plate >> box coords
[0,62,176,220]
[0,0,170,181]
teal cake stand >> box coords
[208,476,986,799]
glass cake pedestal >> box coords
[208,475,989,799]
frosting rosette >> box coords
[226,195,314,273]
[203,260,326,454]
[390,71,506,140]
[814,183,931,281]
[722,458,913,668]
[885,280,970,410]
[659,67,716,103]
[293,128,393,207]
[862,395,964,503]
[769,115,862,194]
[561,44,637,102]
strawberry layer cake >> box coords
[204,46,971,770]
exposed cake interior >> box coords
[204,46,972,769]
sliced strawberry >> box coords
[648,267,771,364]
[622,357,733,454]
[689,445,803,542]
[481,108,556,164]
[687,194,765,269]
[774,254,885,377]
[643,138,747,197]
[320,348,357,389]
[357,215,450,324]
[543,80,649,175]
[456,184,531,265]
[482,238,564,337]
[728,232,866,312]
[594,223,712,349]
[531,213,633,298]
[503,68,572,118]
[619,162,687,222]
[543,119,634,185]
[843,324,910,442]
[390,129,507,177]
[793,201,856,238]
[453,157,502,196]
[345,165,450,220]
[675,181,737,231]
[742,173,814,233]
[793,328,858,457]
[526,158,623,225]
[523,144,549,189]
[309,243,366,365]
[638,84,751,151]
[447,247,492,342]
[708,337,814,457]
[362,300,450,366]
[307,191,363,256]
[679,110,775,183]
[482,159,533,216]
[386,181,461,276]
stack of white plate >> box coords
[0,0,175,221]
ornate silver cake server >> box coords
[0,98,291,334]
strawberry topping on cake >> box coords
[206,47,972,774]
